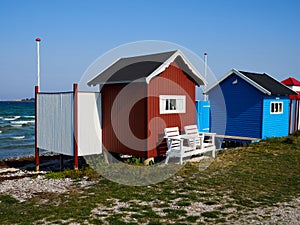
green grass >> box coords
[201,210,220,218]
[45,166,99,180]
[0,135,299,224]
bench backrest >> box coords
[184,125,201,146]
[164,127,180,149]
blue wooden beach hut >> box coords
[206,69,297,139]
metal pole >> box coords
[203,52,208,101]
[35,38,41,88]
[204,52,207,82]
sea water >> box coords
[0,101,35,159]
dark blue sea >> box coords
[0,101,35,159]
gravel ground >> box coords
[89,196,300,224]
[0,165,299,224]
[227,197,300,225]
[0,168,96,202]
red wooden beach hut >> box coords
[88,50,206,159]
[281,77,300,133]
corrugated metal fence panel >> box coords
[78,92,102,156]
[290,100,296,134]
[37,93,74,155]
[292,99,300,133]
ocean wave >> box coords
[0,131,2,134]
[10,124,23,127]
[11,136,25,139]
[10,120,35,125]
[3,116,21,121]
[24,116,35,118]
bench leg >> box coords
[165,155,170,165]
[212,148,216,158]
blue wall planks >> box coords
[262,97,290,138]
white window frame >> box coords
[159,95,186,114]
[270,101,283,114]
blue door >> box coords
[196,101,210,132]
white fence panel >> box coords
[78,92,102,156]
[37,93,74,155]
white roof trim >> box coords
[179,50,207,86]
[145,50,207,86]
[205,68,271,95]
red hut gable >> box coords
[88,50,206,158]
[282,77,300,100]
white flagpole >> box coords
[35,38,41,88]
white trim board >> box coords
[146,50,207,86]
[205,68,271,95]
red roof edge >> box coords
[290,91,300,100]
[281,77,300,86]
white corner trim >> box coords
[177,50,207,86]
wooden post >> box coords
[60,154,64,171]
[73,83,79,170]
[35,86,40,171]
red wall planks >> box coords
[101,83,148,158]
[147,62,196,158]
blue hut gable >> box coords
[206,69,297,139]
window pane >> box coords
[170,99,176,110]
[177,99,183,110]
[279,103,282,113]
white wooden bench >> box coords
[184,125,216,158]
[164,126,216,165]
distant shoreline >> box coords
[0,98,35,102]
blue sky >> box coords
[0,0,299,100]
